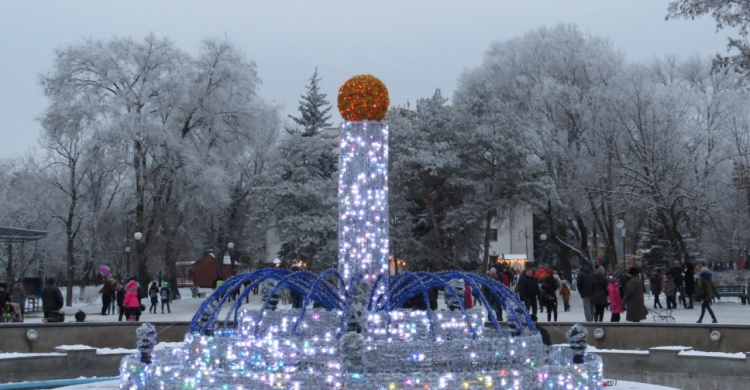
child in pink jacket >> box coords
[123,280,142,321]
[607,277,624,322]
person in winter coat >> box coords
[540,273,558,322]
[576,263,595,322]
[115,283,126,321]
[160,281,171,314]
[684,262,695,309]
[666,261,686,308]
[515,268,539,316]
[41,277,64,321]
[592,267,609,322]
[560,280,571,311]
[695,264,718,323]
[649,271,664,309]
[664,275,677,309]
[123,279,143,321]
[0,283,9,308]
[607,277,624,322]
[148,282,159,314]
[9,280,27,317]
[623,267,648,322]
[99,279,116,315]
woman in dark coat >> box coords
[591,267,609,322]
[623,267,648,322]
[649,271,663,309]
[695,264,718,323]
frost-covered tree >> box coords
[38,97,98,305]
[388,90,483,270]
[454,66,554,270]
[260,128,338,271]
[288,68,333,137]
[40,35,273,290]
[459,24,627,275]
[668,1,750,74]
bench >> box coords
[26,297,41,312]
[190,287,206,299]
[713,285,749,304]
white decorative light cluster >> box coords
[337,121,390,296]
[120,115,604,389]
[121,308,602,389]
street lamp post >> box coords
[615,220,626,265]
[518,228,529,263]
[227,242,235,275]
[133,231,143,279]
[125,245,131,276]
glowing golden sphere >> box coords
[337,75,389,121]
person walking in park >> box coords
[99,279,116,315]
[623,267,648,322]
[666,261,686,308]
[695,263,718,323]
[592,267,609,322]
[516,268,539,316]
[41,277,64,322]
[160,281,171,314]
[650,270,664,309]
[560,280,571,312]
[148,282,159,314]
[576,263,595,321]
[123,279,143,321]
[664,275,677,309]
[607,276,624,322]
[540,273,558,322]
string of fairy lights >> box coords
[119,75,603,389]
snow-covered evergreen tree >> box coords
[288,68,333,137]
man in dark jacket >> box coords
[516,268,539,316]
[666,261,685,307]
[576,263,595,322]
[41,277,64,321]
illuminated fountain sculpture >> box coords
[120,75,603,389]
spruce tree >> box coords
[289,67,333,137]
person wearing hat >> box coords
[160,281,171,314]
[694,263,718,323]
[623,267,647,322]
[148,282,159,314]
[607,276,624,322]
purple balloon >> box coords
[99,265,111,277]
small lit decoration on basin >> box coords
[120,76,603,389]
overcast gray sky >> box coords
[0,0,730,159]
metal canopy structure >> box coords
[0,226,49,243]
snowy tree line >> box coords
[2,23,750,304]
